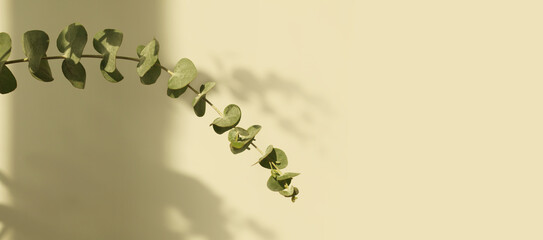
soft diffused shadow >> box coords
[4,73,235,240]
[200,61,332,141]
[0,1,242,240]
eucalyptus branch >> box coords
[5,54,226,118]
[0,22,300,202]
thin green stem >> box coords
[251,142,264,155]
[270,162,283,175]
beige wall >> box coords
[0,0,543,239]
[0,1,13,237]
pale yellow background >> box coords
[0,0,542,239]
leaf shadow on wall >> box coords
[187,62,332,142]
[0,64,274,240]
[1,0,276,239]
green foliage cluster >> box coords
[0,23,300,202]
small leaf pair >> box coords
[267,171,300,202]
[23,30,54,82]
[228,125,261,154]
[255,145,288,169]
[93,29,123,83]
[0,32,16,94]
[136,39,161,85]
[58,23,87,89]
[193,82,215,117]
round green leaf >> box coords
[277,172,300,181]
[211,104,241,134]
[136,45,145,55]
[136,45,161,85]
[23,30,49,73]
[0,65,16,94]
[0,32,11,70]
[279,185,295,197]
[230,145,247,154]
[267,176,283,191]
[228,127,248,154]
[136,39,159,77]
[141,63,161,85]
[193,97,206,117]
[61,59,86,89]
[29,57,54,82]
[93,29,122,73]
[199,81,215,95]
[257,145,274,164]
[229,125,261,154]
[57,23,87,64]
[240,125,261,141]
[99,60,123,83]
[167,87,187,98]
[228,128,240,142]
[291,187,300,202]
[280,186,300,202]
[192,82,216,117]
[267,175,292,192]
[258,146,288,169]
[228,127,248,143]
[167,58,197,90]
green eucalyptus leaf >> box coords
[290,187,300,202]
[140,61,161,85]
[228,129,238,142]
[0,32,11,70]
[193,97,206,117]
[229,125,261,154]
[279,185,295,197]
[136,39,159,77]
[258,145,274,161]
[136,45,144,55]
[267,176,286,192]
[267,175,292,192]
[258,145,288,169]
[228,127,249,154]
[29,57,54,82]
[211,104,241,134]
[280,186,300,202]
[61,59,86,89]
[167,58,197,90]
[199,81,215,95]
[230,145,247,154]
[0,65,16,94]
[167,87,187,98]
[136,45,145,55]
[23,30,49,73]
[93,29,123,79]
[232,135,246,145]
[228,127,249,143]
[240,125,261,141]
[136,44,161,85]
[277,172,300,181]
[192,82,216,117]
[57,23,87,64]
[99,61,123,83]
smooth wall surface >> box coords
[0,0,543,239]
[0,0,13,238]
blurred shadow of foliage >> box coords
[195,60,332,142]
